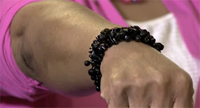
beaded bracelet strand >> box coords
[84,26,164,92]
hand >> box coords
[100,42,194,108]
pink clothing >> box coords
[0,0,49,102]
[0,0,199,107]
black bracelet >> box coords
[84,26,164,92]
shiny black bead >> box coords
[99,50,105,55]
[84,60,90,66]
[90,60,96,66]
[93,65,100,70]
[89,54,92,58]
[115,34,121,42]
[92,66,96,70]
[94,47,103,54]
[91,44,98,49]
[90,54,101,62]
[96,64,100,68]
[110,30,116,37]
[102,44,108,49]
[89,48,93,53]
[97,74,102,79]
[113,27,121,32]
[124,35,131,42]
[118,32,126,36]
[92,41,100,47]
[99,53,104,58]
[106,38,113,46]
[99,34,107,40]
[100,52,105,56]
[105,42,111,48]
[140,29,150,37]
[143,36,150,43]
[149,36,156,45]
[152,43,160,51]
[101,28,110,34]
[118,32,126,40]
[108,36,117,45]
[98,47,105,53]
[93,59,101,64]
[88,69,95,76]
[112,38,118,44]
[94,80,100,86]
[91,76,96,80]
[92,50,96,55]
[155,43,164,50]
[154,46,160,51]
[152,43,156,47]
[120,35,125,40]
[94,68,100,73]
[93,40,100,45]
[93,40,98,43]
[93,47,99,54]
[96,86,100,92]
[133,26,141,31]
[100,45,107,51]
[128,28,134,33]
[135,35,141,42]
[89,54,96,60]
[130,29,140,37]
[122,28,129,32]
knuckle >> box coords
[176,72,194,93]
[110,78,124,89]
[109,73,138,90]
[109,73,127,88]
[177,71,192,85]
[100,93,106,99]
[152,73,169,86]
[100,93,110,104]
[132,77,148,89]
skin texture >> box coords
[10,0,119,96]
[10,0,194,107]
[111,0,169,21]
[101,42,194,108]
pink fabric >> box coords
[0,0,49,102]
[0,0,199,107]
[163,0,200,60]
[162,1,200,107]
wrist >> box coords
[100,42,144,74]
[84,26,164,91]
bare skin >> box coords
[111,0,169,21]
[10,0,194,107]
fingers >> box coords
[108,93,129,108]
[150,94,174,108]
[103,87,129,108]
[173,72,194,108]
[173,97,193,108]
[150,84,174,108]
[101,76,129,108]
[127,87,150,108]
[129,97,150,108]
[131,77,174,108]
[173,87,194,108]
[101,70,194,108]
[108,84,129,108]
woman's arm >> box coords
[10,0,194,107]
[10,0,118,96]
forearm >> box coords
[11,0,119,96]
